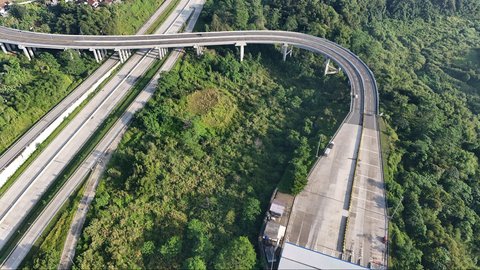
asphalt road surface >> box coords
[0,0,179,182]
[0,0,196,266]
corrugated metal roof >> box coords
[269,201,285,216]
[278,242,367,270]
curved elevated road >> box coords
[0,27,386,268]
[0,28,377,114]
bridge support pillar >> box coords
[90,48,100,63]
[115,49,124,63]
[282,43,292,61]
[324,58,341,75]
[157,47,167,59]
[0,43,7,54]
[27,47,35,58]
[235,42,246,62]
[193,44,204,56]
[99,49,104,60]
[5,43,12,51]
[121,50,127,62]
[18,45,31,61]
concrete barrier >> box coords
[0,62,120,187]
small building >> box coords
[263,221,286,246]
[278,243,368,269]
[0,1,9,16]
[269,200,285,217]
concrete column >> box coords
[122,49,127,61]
[27,47,35,58]
[282,43,292,62]
[5,43,12,51]
[324,58,330,76]
[0,43,7,54]
[324,58,340,75]
[157,47,163,60]
[90,49,100,63]
[18,45,31,61]
[194,44,204,56]
[235,42,246,62]
[116,49,124,63]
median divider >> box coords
[0,55,166,265]
[341,120,364,259]
[0,60,120,187]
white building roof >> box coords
[269,201,285,216]
[278,242,367,270]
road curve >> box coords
[0,28,376,111]
[0,27,386,268]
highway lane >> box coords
[344,116,387,268]
[0,0,179,183]
[0,3,203,266]
[57,4,201,269]
[286,122,362,257]
[0,0,194,256]
[0,13,386,269]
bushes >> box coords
[75,50,348,268]
[0,52,94,153]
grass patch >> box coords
[184,88,237,130]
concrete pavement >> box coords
[286,122,361,257]
[343,115,387,268]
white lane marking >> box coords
[356,173,380,179]
[360,148,378,154]
[362,134,377,139]
[357,162,380,169]
[352,185,384,196]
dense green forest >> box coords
[74,50,349,268]
[74,0,480,269]
[1,0,165,34]
[203,0,480,269]
[0,0,166,153]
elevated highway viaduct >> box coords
[0,27,387,268]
